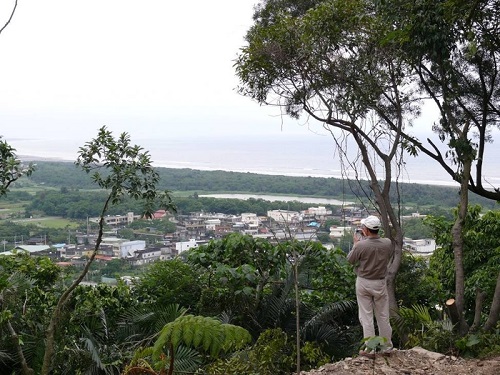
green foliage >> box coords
[124,315,252,374]
[426,207,500,321]
[134,259,201,309]
[188,233,287,321]
[375,0,500,200]
[205,328,294,375]
[27,189,109,218]
[362,336,390,353]
[392,304,457,353]
[68,283,136,329]
[189,233,358,363]
[129,303,188,336]
[0,137,35,196]
[76,126,175,218]
[300,341,330,370]
[25,161,497,211]
[402,217,433,239]
[396,252,443,309]
[153,315,252,360]
[300,246,356,307]
[0,252,62,289]
[0,254,64,374]
[454,330,500,359]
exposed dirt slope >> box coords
[299,347,500,375]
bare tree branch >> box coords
[0,0,18,35]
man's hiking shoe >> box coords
[359,350,375,359]
[381,347,394,357]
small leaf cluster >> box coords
[75,126,175,219]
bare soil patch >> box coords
[299,347,500,375]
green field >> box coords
[0,201,30,218]
[12,216,80,229]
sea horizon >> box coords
[11,134,500,189]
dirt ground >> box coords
[299,347,500,375]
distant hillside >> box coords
[24,160,496,210]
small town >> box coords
[3,205,436,273]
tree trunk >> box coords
[445,298,461,329]
[353,134,403,318]
[470,288,486,332]
[451,159,472,336]
[294,251,301,375]
[483,271,500,332]
[386,227,403,317]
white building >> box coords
[329,226,353,239]
[404,238,436,256]
[303,206,332,216]
[100,237,146,258]
[241,213,260,227]
[267,209,301,224]
[89,212,140,227]
[205,218,221,231]
[0,245,51,256]
[119,240,147,258]
[129,248,162,266]
[175,239,199,254]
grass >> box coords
[13,217,80,229]
[0,201,31,219]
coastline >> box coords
[19,153,461,188]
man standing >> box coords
[347,215,393,356]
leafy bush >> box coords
[205,328,294,375]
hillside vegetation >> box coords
[20,161,497,210]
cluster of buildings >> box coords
[1,205,436,265]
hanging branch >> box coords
[0,0,18,35]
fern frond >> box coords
[152,323,174,358]
[182,319,195,347]
[221,324,252,351]
[170,323,183,349]
[192,325,204,349]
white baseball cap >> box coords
[361,215,381,230]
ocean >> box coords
[9,133,500,188]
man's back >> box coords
[347,237,392,279]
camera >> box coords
[354,228,364,240]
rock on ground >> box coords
[299,347,500,375]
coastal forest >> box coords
[24,161,499,212]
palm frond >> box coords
[117,303,187,348]
[305,300,356,328]
[0,349,13,364]
[219,310,234,324]
[170,345,202,374]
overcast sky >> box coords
[1,1,498,186]
[1,0,323,146]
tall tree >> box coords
[236,0,418,316]
[238,0,500,336]
[375,0,500,333]
[40,127,175,375]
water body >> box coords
[199,193,353,205]
[10,133,500,188]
